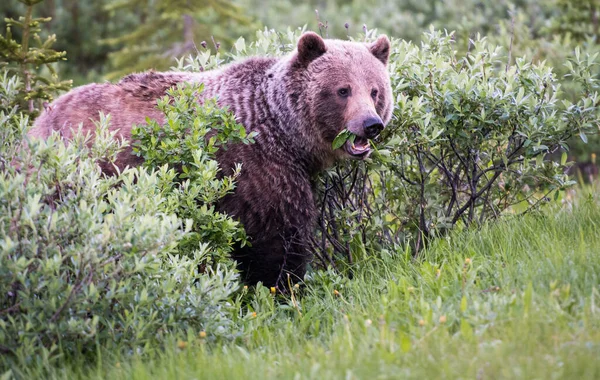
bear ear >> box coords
[369,35,391,66]
[296,32,327,66]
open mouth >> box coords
[344,136,371,158]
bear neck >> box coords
[263,59,333,176]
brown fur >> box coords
[29,32,393,288]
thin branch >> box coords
[451,169,503,225]
[50,269,94,323]
[0,302,22,315]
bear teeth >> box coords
[352,137,370,152]
[346,137,371,157]
[352,143,368,152]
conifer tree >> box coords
[103,0,254,79]
[0,0,71,117]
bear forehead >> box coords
[325,41,380,60]
[309,47,388,85]
[310,39,387,69]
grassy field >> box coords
[18,191,600,379]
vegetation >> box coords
[132,83,255,263]
[0,0,71,117]
[2,0,600,378]
[10,190,600,379]
[102,0,255,79]
[314,29,598,263]
[0,104,246,363]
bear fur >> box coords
[29,32,393,288]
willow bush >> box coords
[1,116,245,367]
[174,27,600,268]
[313,29,599,264]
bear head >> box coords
[290,31,393,165]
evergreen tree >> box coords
[0,0,71,117]
[103,0,255,79]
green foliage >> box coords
[0,117,244,368]
[0,12,261,368]
[332,129,356,150]
[386,30,596,235]
[1,46,254,371]
[132,83,256,264]
[0,0,146,85]
[484,0,600,163]
[240,0,538,47]
[28,192,600,379]
[312,29,600,264]
[0,0,71,116]
[546,0,599,42]
[103,0,256,79]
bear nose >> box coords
[363,117,384,139]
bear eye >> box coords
[371,89,378,99]
[337,88,350,98]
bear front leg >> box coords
[232,232,310,291]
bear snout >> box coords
[363,116,384,139]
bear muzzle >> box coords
[342,115,384,158]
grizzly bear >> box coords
[29,32,393,289]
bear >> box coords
[28,32,393,289]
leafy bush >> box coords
[0,72,261,374]
[132,83,255,266]
[313,29,600,264]
[0,116,244,368]
[391,31,596,233]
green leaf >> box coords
[400,332,411,353]
[1,370,14,380]
[332,130,355,150]
[460,295,468,313]
[524,282,533,316]
[460,319,473,341]
[234,37,246,53]
[349,233,367,261]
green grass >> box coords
[16,194,600,379]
